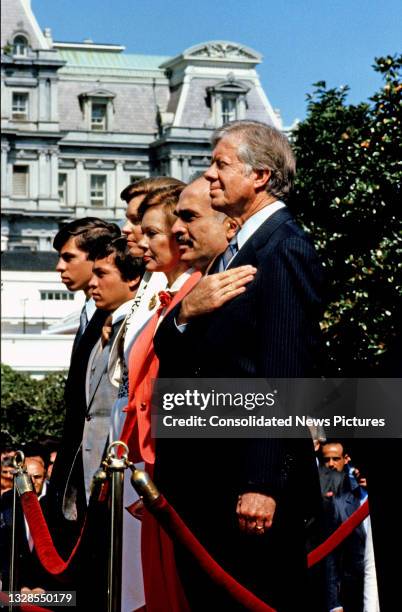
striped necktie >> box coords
[217,235,239,272]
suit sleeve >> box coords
[241,234,324,498]
[257,234,324,377]
[153,304,198,377]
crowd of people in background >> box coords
[1,120,384,612]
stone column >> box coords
[50,147,59,199]
[213,94,223,127]
[50,78,58,123]
[38,150,49,199]
[38,79,47,122]
[238,96,247,120]
[115,160,124,202]
[107,100,114,131]
[169,155,182,180]
[75,159,86,208]
[1,142,10,196]
[181,156,190,182]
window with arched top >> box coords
[13,35,29,57]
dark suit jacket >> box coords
[153,207,325,611]
[326,486,366,611]
[47,308,109,542]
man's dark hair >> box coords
[53,217,120,253]
[88,236,145,282]
[120,176,185,204]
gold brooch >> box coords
[148,294,158,310]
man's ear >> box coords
[224,217,239,241]
[253,168,271,191]
[128,275,141,292]
[344,453,351,465]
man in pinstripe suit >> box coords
[154,121,325,611]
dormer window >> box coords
[79,89,115,132]
[207,76,250,127]
[13,35,29,57]
[91,102,107,131]
[221,96,237,124]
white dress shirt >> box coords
[225,200,286,268]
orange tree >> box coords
[289,55,402,375]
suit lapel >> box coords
[87,321,122,411]
[226,207,294,269]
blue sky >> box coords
[33,0,401,126]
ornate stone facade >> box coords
[1,0,281,252]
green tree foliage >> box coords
[1,364,67,447]
[290,55,402,374]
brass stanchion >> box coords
[9,451,34,612]
[128,464,160,506]
[103,441,129,612]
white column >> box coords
[238,96,247,120]
[115,160,125,213]
[181,156,190,182]
[75,160,86,208]
[107,172,114,211]
[1,143,10,196]
[38,150,48,198]
[107,100,114,131]
[169,156,182,180]
[1,80,9,119]
[213,95,223,127]
[38,79,47,122]
[50,79,58,123]
[31,159,39,200]
[50,148,59,199]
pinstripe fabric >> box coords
[153,208,325,610]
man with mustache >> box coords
[172,175,238,274]
[153,121,324,611]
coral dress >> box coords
[121,270,201,612]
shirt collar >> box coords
[85,296,97,321]
[237,200,286,249]
[168,268,195,292]
[111,299,135,325]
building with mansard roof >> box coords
[1,0,281,252]
[1,0,282,373]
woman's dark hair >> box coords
[120,176,185,203]
[138,184,185,226]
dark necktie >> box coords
[216,235,239,272]
[72,304,88,353]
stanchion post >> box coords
[9,451,34,612]
[104,442,129,612]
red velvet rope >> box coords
[146,495,370,612]
[19,483,369,610]
[308,498,369,567]
[148,494,276,612]
[19,491,85,577]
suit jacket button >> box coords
[194,368,200,376]
[140,402,147,411]
[86,415,92,421]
